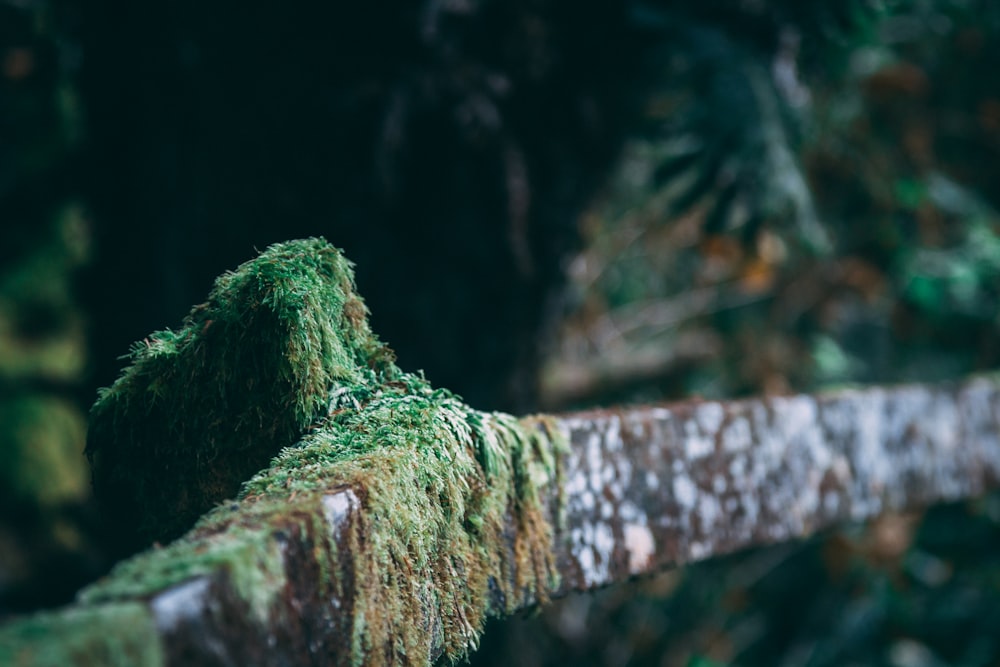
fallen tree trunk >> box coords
[4,374,1000,667]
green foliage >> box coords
[549,1,1000,404]
[0,395,87,509]
[629,0,884,253]
[686,657,728,667]
[0,208,91,517]
[86,238,400,550]
[0,602,162,667]
[0,0,92,607]
[525,4,1000,667]
[900,222,1000,320]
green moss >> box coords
[0,602,163,667]
[240,388,567,665]
[81,511,289,627]
[80,238,567,664]
[86,238,399,548]
[80,388,565,665]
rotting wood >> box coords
[3,374,1000,667]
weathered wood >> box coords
[552,375,1000,593]
[3,375,1000,666]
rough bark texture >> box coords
[4,375,1000,666]
[553,375,1000,593]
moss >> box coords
[79,390,565,665]
[86,238,400,549]
[0,602,163,667]
[79,492,297,627]
[80,238,567,664]
[239,388,567,665]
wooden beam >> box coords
[553,375,1000,593]
[3,375,1000,666]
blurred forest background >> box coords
[3,0,1000,665]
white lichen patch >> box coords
[823,490,840,515]
[683,419,714,460]
[570,521,615,587]
[645,471,660,490]
[672,475,698,510]
[649,407,673,421]
[712,475,727,494]
[623,523,655,574]
[604,416,623,452]
[695,403,724,438]
[688,541,709,561]
[322,490,358,532]
[729,455,746,480]
[697,494,722,534]
[151,577,211,634]
[554,375,1000,605]
[619,500,643,524]
[922,398,960,452]
[587,431,604,495]
[576,543,596,585]
[721,415,753,452]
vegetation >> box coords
[86,238,398,551]
[65,238,563,665]
[0,0,100,612]
[2,0,1000,665]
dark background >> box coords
[3,1,1000,664]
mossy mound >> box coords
[86,238,399,550]
[77,237,566,664]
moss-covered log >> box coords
[5,374,1000,666]
[7,388,566,665]
[4,240,1000,666]
[48,238,565,665]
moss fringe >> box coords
[80,238,566,665]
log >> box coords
[4,374,1000,667]
[553,376,1000,592]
